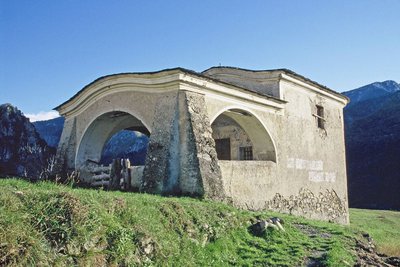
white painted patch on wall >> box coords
[287,158,295,168]
[287,158,323,171]
[287,158,335,183]
[309,171,336,183]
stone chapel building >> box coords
[55,67,349,224]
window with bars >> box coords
[239,146,253,160]
[315,105,325,129]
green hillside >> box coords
[350,209,400,257]
[0,179,398,266]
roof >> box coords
[54,67,285,111]
[202,66,349,102]
[54,66,348,111]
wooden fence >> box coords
[89,158,133,191]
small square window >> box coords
[316,105,325,129]
[239,146,253,160]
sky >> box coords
[1,0,399,121]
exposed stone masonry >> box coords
[142,92,179,194]
[265,188,348,224]
[180,91,225,200]
[54,118,77,176]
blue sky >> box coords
[1,0,399,119]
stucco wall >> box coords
[204,73,349,224]
[203,68,282,98]
[277,79,349,223]
[219,161,278,208]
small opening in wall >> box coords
[239,146,253,160]
[316,105,325,129]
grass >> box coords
[349,208,400,256]
[0,178,397,266]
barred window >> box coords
[316,105,325,129]
[239,146,253,160]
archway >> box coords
[211,108,276,162]
[100,130,149,166]
[76,111,150,175]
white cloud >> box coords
[26,111,60,122]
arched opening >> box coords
[76,111,150,182]
[211,109,276,162]
[100,130,149,166]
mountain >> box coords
[344,80,400,126]
[344,80,400,106]
[343,81,400,210]
[0,104,55,178]
[33,117,64,148]
[33,118,148,165]
[100,130,148,165]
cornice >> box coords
[279,73,348,106]
[56,68,287,117]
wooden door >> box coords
[215,138,231,160]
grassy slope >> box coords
[350,208,400,256]
[0,179,396,266]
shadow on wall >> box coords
[211,109,276,162]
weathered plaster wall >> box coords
[203,68,282,98]
[277,79,349,223]
[219,161,278,208]
[203,71,349,224]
